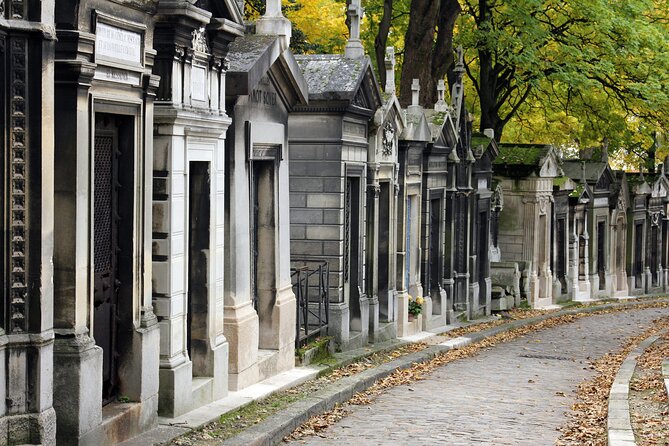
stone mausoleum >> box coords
[1,0,667,444]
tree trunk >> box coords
[399,0,439,107]
[400,0,460,108]
[374,0,393,90]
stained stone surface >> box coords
[293,306,669,446]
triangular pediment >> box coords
[538,149,562,178]
[651,175,669,198]
[595,165,615,191]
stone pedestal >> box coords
[327,302,350,348]
[53,335,103,444]
[224,302,260,391]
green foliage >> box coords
[456,0,669,164]
[270,0,669,165]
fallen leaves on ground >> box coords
[556,315,669,446]
[286,302,669,443]
[629,330,669,445]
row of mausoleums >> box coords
[0,0,663,444]
[491,144,669,310]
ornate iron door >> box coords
[635,223,643,284]
[597,221,606,289]
[93,130,120,405]
[429,199,440,292]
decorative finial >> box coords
[434,79,447,112]
[256,0,292,50]
[411,79,420,107]
[384,47,396,94]
[454,46,465,81]
[345,0,365,59]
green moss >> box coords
[569,183,586,197]
[471,135,492,149]
[494,145,545,166]
[430,111,447,125]
[553,176,569,187]
[296,336,333,364]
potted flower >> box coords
[408,295,424,321]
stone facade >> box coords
[4,0,669,444]
[0,1,57,443]
[224,28,306,390]
[53,1,160,443]
[151,1,239,417]
[494,144,562,308]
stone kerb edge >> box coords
[226,299,669,446]
[223,299,669,446]
[607,332,663,446]
[663,359,669,400]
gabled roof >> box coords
[651,174,669,199]
[293,55,382,113]
[226,34,308,107]
[562,160,608,184]
[626,172,653,195]
[400,105,431,143]
[472,133,499,164]
[494,144,561,178]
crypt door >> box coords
[93,118,121,405]
[429,198,442,314]
[344,176,362,330]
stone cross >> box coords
[434,79,448,112]
[256,0,292,50]
[454,45,465,81]
[411,79,420,107]
[345,0,365,58]
[384,47,395,94]
[265,0,281,16]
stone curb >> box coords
[662,358,669,400]
[607,331,664,446]
[221,298,669,446]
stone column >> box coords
[366,180,380,340]
[1,3,57,443]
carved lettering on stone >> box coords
[249,89,277,107]
[96,22,142,67]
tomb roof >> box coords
[494,144,551,167]
[294,54,369,101]
[226,34,308,105]
[561,160,608,184]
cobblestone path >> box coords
[292,306,669,446]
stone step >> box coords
[257,349,280,382]
[191,377,213,410]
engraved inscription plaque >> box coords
[192,65,207,101]
[96,22,142,67]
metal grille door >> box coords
[93,131,120,405]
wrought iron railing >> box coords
[291,260,329,348]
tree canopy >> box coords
[253,0,669,169]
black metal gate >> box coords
[635,222,643,285]
[93,129,120,405]
[597,221,606,290]
[556,218,566,287]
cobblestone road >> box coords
[292,307,669,446]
